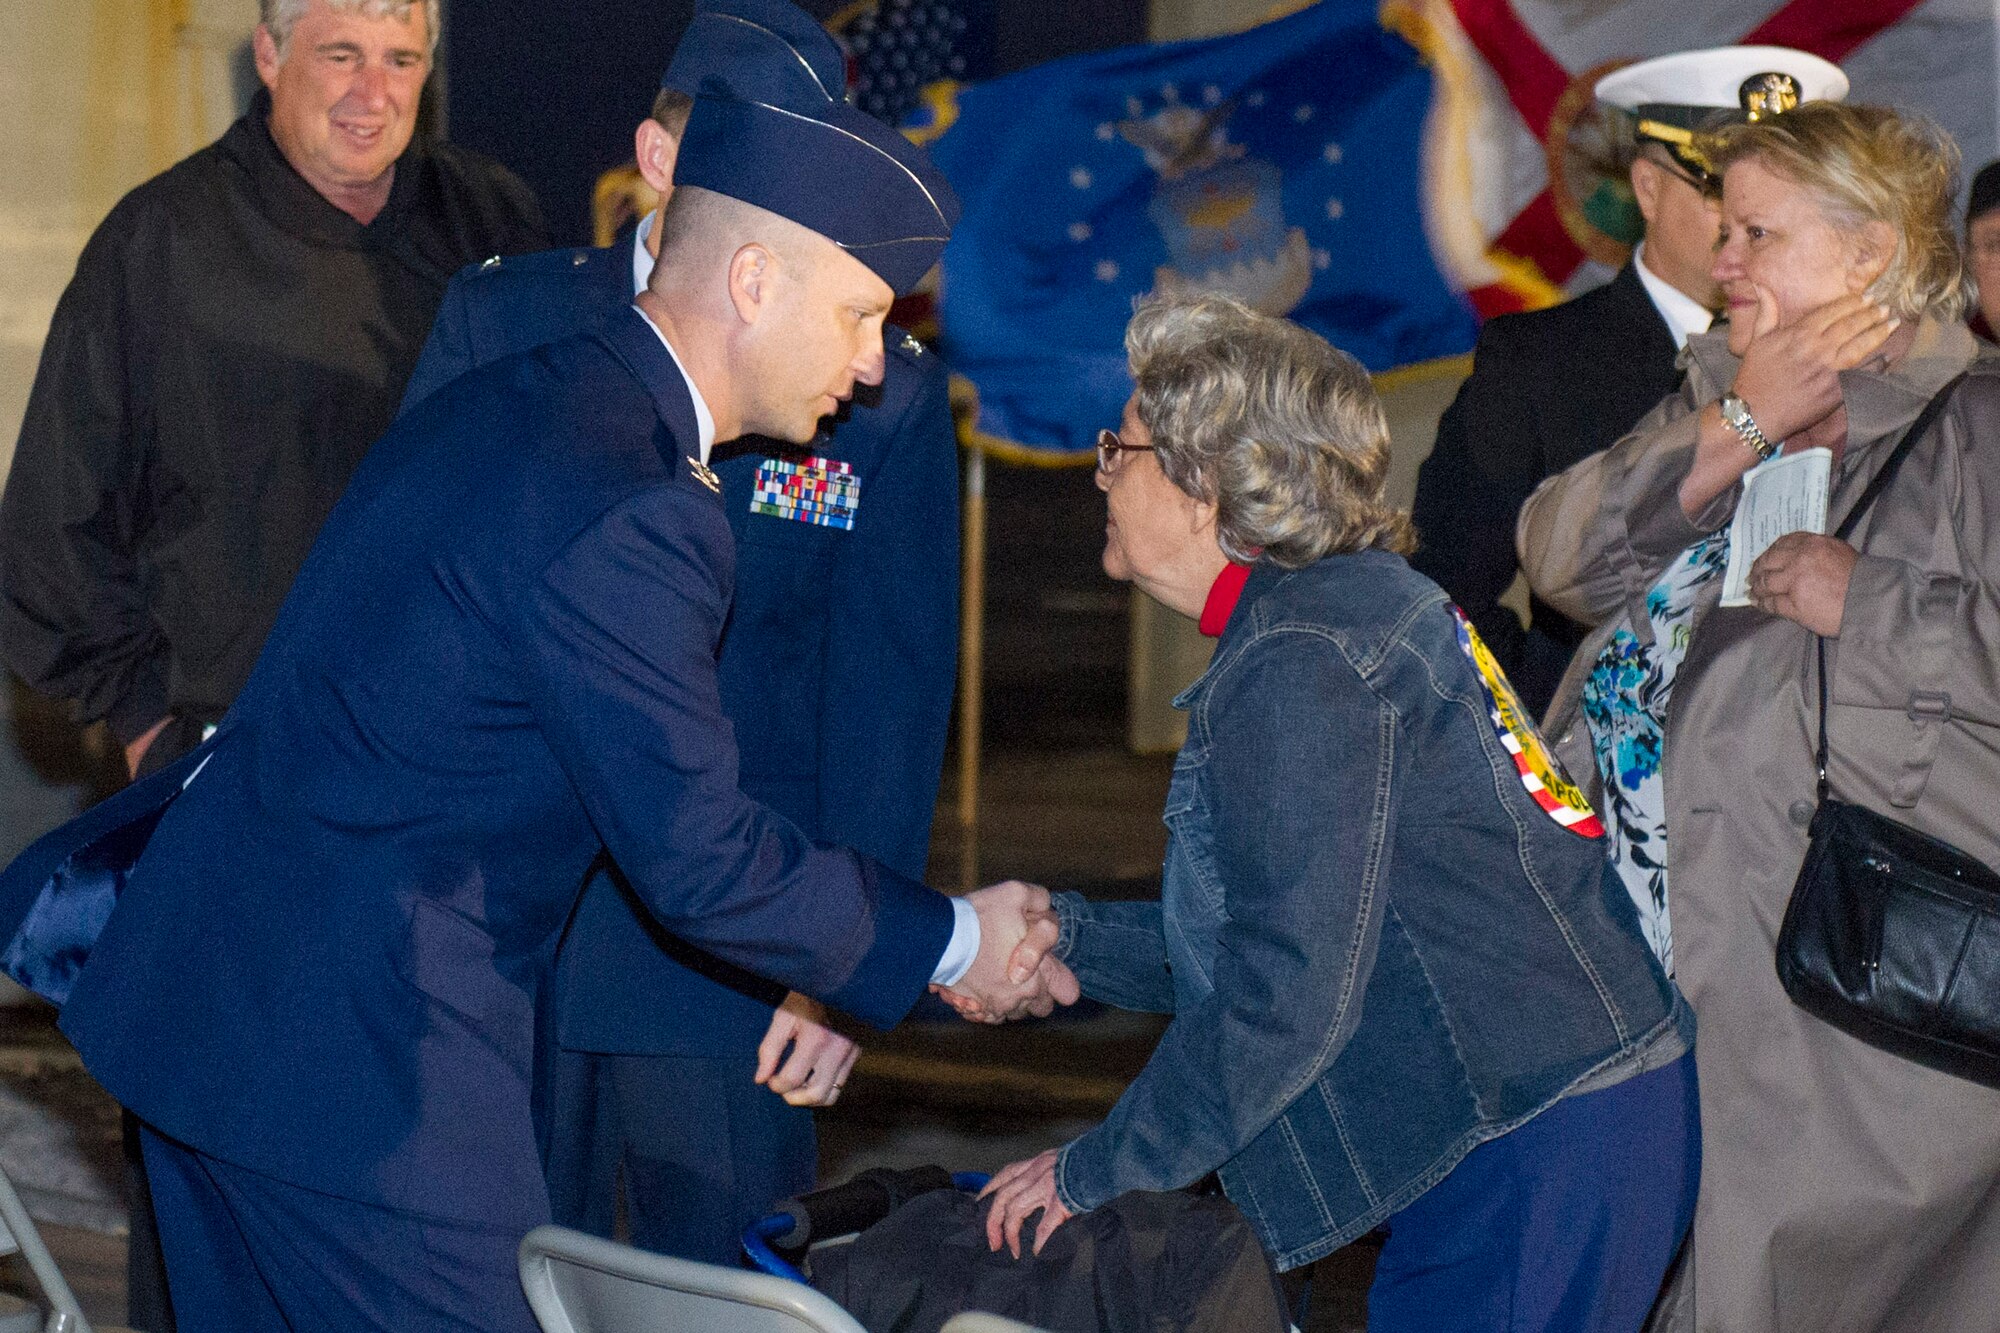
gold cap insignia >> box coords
[1739,73,1800,122]
[1635,119,1716,179]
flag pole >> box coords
[956,443,986,890]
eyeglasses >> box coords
[1642,145,1715,194]
[1096,428,1155,474]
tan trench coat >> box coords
[1519,318,2000,1333]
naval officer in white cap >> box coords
[1411,45,1846,717]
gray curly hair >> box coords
[1126,292,1413,566]
[261,0,440,55]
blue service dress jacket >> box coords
[4,307,956,1230]
[400,241,959,1055]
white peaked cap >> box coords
[1595,46,1848,115]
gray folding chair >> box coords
[0,1163,117,1332]
[519,1225,868,1333]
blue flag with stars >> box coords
[925,0,1477,460]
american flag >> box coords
[837,0,971,125]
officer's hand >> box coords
[937,882,1081,1023]
[755,993,860,1106]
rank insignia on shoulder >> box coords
[751,455,859,531]
[687,456,722,494]
[898,333,925,357]
[477,255,502,272]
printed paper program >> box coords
[1720,447,1831,608]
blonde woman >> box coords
[1522,103,2000,1331]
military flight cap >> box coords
[663,0,848,111]
[1595,46,1848,181]
[675,90,960,296]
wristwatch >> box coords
[1718,393,1777,461]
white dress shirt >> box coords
[1632,240,1715,352]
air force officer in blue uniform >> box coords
[398,2,961,1266]
[6,65,1074,1333]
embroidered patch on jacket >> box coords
[1451,607,1604,838]
[750,456,859,530]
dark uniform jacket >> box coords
[0,89,546,756]
[1410,262,1682,716]
[399,242,959,1056]
[19,308,953,1230]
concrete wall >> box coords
[0,0,257,484]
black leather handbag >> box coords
[1774,372,2000,1090]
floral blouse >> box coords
[1579,531,1729,975]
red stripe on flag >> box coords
[1462,0,1930,305]
[1449,0,1571,135]
[1493,192,1585,288]
[1743,0,1931,62]
[1467,282,1536,318]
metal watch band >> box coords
[1720,394,1777,460]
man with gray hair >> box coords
[0,1,544,1325]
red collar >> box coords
[1198,562,1254,637]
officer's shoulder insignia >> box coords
[897,332,926,357]
[686,456,722,494]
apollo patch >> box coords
[1451,607,1604,838]
[750,456,860,530]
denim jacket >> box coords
[1052,552,1690,1271]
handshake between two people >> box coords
[751,881,1079,1110]
[934,880,1081,1024]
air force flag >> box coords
[927,0,1479,460]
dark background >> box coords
[439,0,1147,244]
[435,1,1149,754]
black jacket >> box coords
[0,91,546,749]
[1410,262,1683,715]
[809,1188,1289,1333]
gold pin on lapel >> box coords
[687,456,722,494]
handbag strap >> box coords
[1813,371,1969,799]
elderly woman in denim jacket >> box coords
[974,293,1697,1330]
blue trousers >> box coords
[540,1047,817,1266]
[138,1125,539,1333]
[1367,1053,1700,1333]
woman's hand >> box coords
[1732,288,1898,444]
[754,993,860,1106]
[1749,533,1857,636]
[980,1149,1075,1258]
[1681,289,1899,519]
